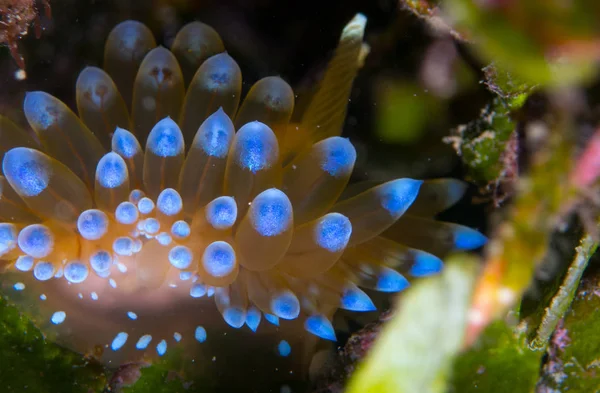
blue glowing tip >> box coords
[137,197,155,214]
[223,307,246,328]
[51,311,66,325]
[169,245,193,269]
[113,237,134,256]
[77,209,109,240]
[170,220,190,238]
[127,311,138,320]
[147,117,184,157]
[129,189,145,204]
[270,290,300,320]
[3,148,50,197]
[157,188,182,216]
[13,282,25,291]
[64,262,89,284]
[156,232,173,245]
[202,241,236,277]
[96,152,128,188]
[264,313,279,326]
[250,189,293,237]
[33,261,55,281]
[453,226,488,250]
[115,201,139,225]
[278,340,291,357]
[190,283,207,298]
[136,335,152,350]
[111,332,128,351]
[409,251,444,277]
[90,250,112,273]
[0,223,17,255]
[234,121,278,173]
[15,255,34,272]
[205,196,237,230]
[319,137,357,177]
[196,108,234,158]
[315,213,352,252]
[23,91,58,130]
[156,339,167,356]
[378,179,423,218]
[143,218,160,234]
[112,127,141,158]
[340,284,376,312]
[18,224,53,258]
[245,307,262,332]
[179,271,192,281]
[195,326,207,343]
[376,267,410,292]
[173,332,182,342]
[304,315,336,341]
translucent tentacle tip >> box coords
[340,285,376,312]
[376,267,410,292]
[3,147,50,197]
[319,137,357,177]
[147,117,184,157]
[23,91,60,130]
[96,152,128,188]
[202,241,235,277]
[0,223,17,255]
[245,307,261,332]
[77,209,109,240]
[90,250,112,274]
[270,290,300,320]
[205,196,237,229]
[250,189,293,237]
[223,307,246,328]
[315,213,352,252]
[115,201,139,225]
[64,262,89,284]
[409,251,444,277]
[197,108,234,158]
[453,226,488,250]
[234,121,278,173]
[379,179,423,218]
[112,127,140,158]
[169,245,193,269]
[157,188,183,216]
[18,224,54,258]
[304,314,336,341]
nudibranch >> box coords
[0,14,486,388]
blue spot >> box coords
[143,218,160,234]
[453,227,487,250]
[264,313,279,326]
[90,250,112,273]
[340,284,376,312]
[64,262,89,284]
[156,232,172,245]
[304,315,336,341]
[109,278,117,288]
[51,311,66,324]
[278,340,291,357]
[319,137,356,177]
[136,334,152,350]
[129,189,145,204]
[127,311,138,320]
[196,108,234,157]
[147,118,184,157]
[409,251,444,277]
[13,282,25,291]
[234,121,277,173]
[245,307,261,332]
[157,188,182,216]
[190,283,207,298]
[3,148,50,197]
[270,290,300,320]
[91,292,98,300]
[195,326,207,343]
[23,92,60,130]
[223,307,246,328]
[96,152,128,188]
[170,220,190,238]
[376,267,410,292]
[115,202,139,225]
[112,127,141,158]
[137,197,155,214]
[205,196,237,230]
[207,287,215,297]
[202,241,235,277]
[315,213,352,252]
[179,271,192,281]
[156,339,167,356]
[15,255,34,272]
[169,245,193,269]
[250,189,292,237]
[202,54,238,89]
[173,332,182,342]
[18,224,53,258]
[0,223,17,255]
[379,179,423,218]
[113,237,134,256]
[77,209,109,240]
[40,294,47,300]
[111,332,128,351]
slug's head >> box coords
[0,15,486,388]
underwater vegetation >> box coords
[0,8,486,392]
